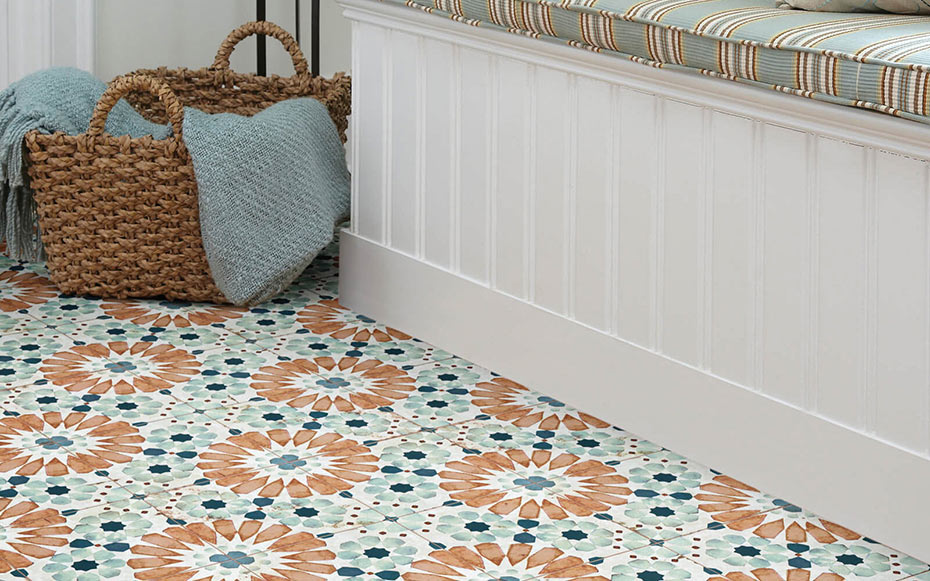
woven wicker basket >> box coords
[126,20,351,142]
[24,75,227,303]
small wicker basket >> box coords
[25,75,226,303]
[126,20,351,142]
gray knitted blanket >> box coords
[183,100,350,305]
[0,67,349,305]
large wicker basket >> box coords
[24,75,227,303]
[126,20,351,142]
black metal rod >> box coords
[311,0,320,76]
[256,0,267,76]
[295,0,301,46]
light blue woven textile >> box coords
[0,68,169,261]
[184,100,350,305]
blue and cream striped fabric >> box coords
[391,0,930,124]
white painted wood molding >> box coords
[338,0,930,562]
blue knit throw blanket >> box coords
[0,67,350,305]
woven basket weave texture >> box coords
[23,21,351,303]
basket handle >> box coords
[212,20,309,77]
[88,74,185,139]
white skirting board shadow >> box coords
[339,229,930,564]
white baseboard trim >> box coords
[339,230,930,563]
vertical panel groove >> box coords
[924,162,930,455]
[382,31,393,247]
[751,121,766,391]
[653,97,666,352]
[415,35,427,258]
[608,86,622,335]
[701,108,714,370]
[864,147,878,434]
[525,65,537,302]
[451,44,463,272]
[806,133,820,412]
[566,75,579,318]
[488,56,500,289]
[349,23,360,235]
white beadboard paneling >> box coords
[574,77,613,332]
[532,67,571,315]
[616,88,657,348]
[354,23,387,243]
[873,151,929,453]
[760,124,810,406]
[388,31,419,256]
[816,138,867,429]
[0,0,8,89]
[423,38,455,268]
[493,57,530,299]
[457,47,492,284]
[660,100,705,366]
[709,111,755,385]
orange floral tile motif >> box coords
[0,498,71,574]
[440,449,631,519]
[469,377,610,431]
[696,475,861,544]
[40,341,200,394]
[128,519,336,580]
[0,412,143,477]
[198,429,379,498]
[297,299,412,342]
[404,542,606,580]
[100,299,246,328]
[250,356,417,411]
[709,569,844,581]
[0,270,57,312]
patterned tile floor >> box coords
[0,240,928,580]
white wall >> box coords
[94,0,351,81]
[0,0,95,89]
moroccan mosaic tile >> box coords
[0,245,927,580]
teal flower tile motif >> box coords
[263,496,374,531]
[395,386,487,428]
[308,409,421,441]
[606,554,708,580]
[551,427,664,459]
[414,358,490,390]
[38,507,173,581]
[354,432,468,513]
[72,508,154,542]
[266,332,362,357]
[0,474,145,513]
[174,348,276,407]
[41,546,129,580]
[0,311,48,335]
[30,302,106,327]
[703,532,794,569]
[408,509,523,545]
[620,496,702,535]
[621,451,708,494]
[808,542,927,578]
[436,421,549,451]
[51,318,157,345]
[359,339,452,368]
[0,330,69,388]
[332,527,421,576]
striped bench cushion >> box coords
[390,0,930,125]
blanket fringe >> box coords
[0,88,45,261]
